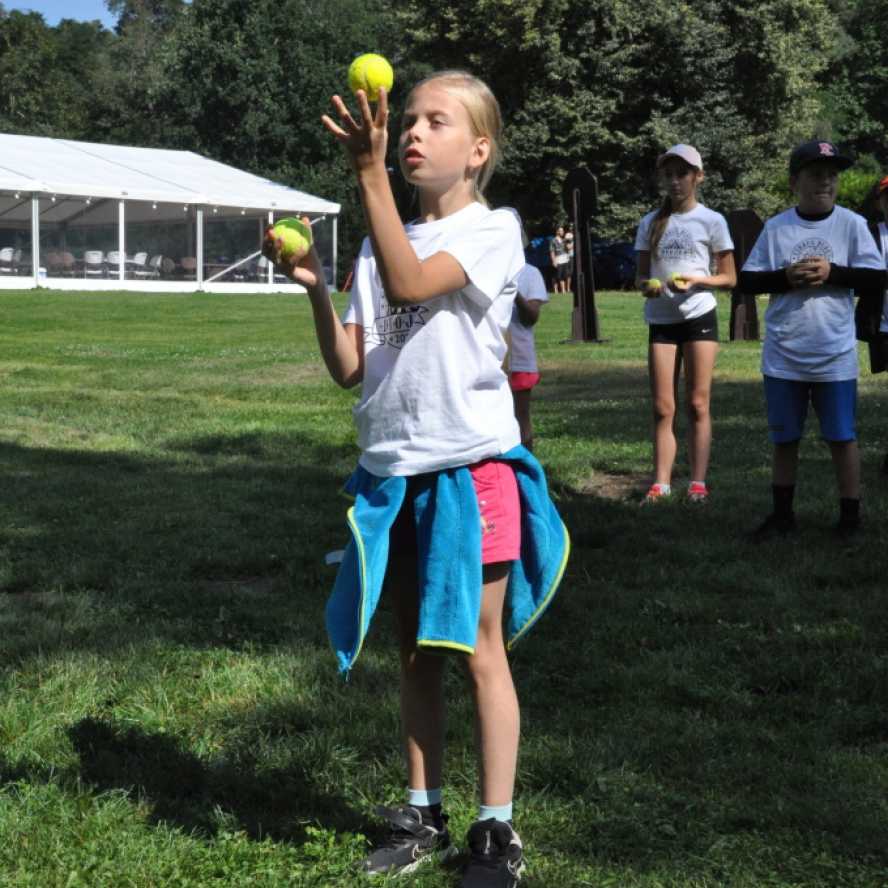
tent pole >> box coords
[118,200,126,283]
[197,208,204,291]
[31,195,40,287]
[267,210,274,285]
[332,215,338,292]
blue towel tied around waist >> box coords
[325,445,570,674]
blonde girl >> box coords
[266,70,568,888]
[634,144,737,503]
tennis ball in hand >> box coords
[348,53,394,101]
[271,218,312,263]
[670,272,683,284]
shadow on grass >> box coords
[0,432,359,662]
[4,368,888,873]
[67,716,366,844]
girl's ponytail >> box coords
[649,196,672,258]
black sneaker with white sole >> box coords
[461,818,524,888]
[362,805,455,877]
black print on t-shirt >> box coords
[658,225,696,262]
[366,293,429,349]
[790,237,834,264]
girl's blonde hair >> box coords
[408,70,502,205]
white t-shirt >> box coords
[342,201,525,476]
[878,221,888,334]
[509,264,549,373]
[742,206,884,381]
[634,204,734,324]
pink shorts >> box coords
[470,458,521,563]
[510,371,541,392]
[389,459,521,564]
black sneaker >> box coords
[461,818,524,888]
[748,512,797,543]
[362,805,455,877]
[833,516,861,542]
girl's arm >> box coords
[515,295,543,327]
[264,227,364,388]
[635,250,663,296]
[322,90,468,306]
[672,250,737,291]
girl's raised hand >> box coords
[321,88,389,173]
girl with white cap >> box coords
[634,143,737,503]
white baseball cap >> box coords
[657,144,703,171]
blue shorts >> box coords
[763,376,857,443]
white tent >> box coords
[0,133,341,292]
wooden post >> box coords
[726,209,763,341]
[563,167,604,342]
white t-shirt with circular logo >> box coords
[742,206,884,381]
[342,202,525,477]
[634,204,734,324]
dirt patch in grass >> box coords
[579,470,648,501]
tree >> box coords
[395,0,840,238]
[0,11,110,138]
[816,0,888,165]
[161,0,401,270]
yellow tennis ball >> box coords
[348,53,394,102]
[272,218,312,263]
[647,278,662,290]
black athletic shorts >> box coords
[648,308,718,345]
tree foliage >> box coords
[0,0,883,253]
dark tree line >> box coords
[1,0,885,264]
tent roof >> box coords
[0,133,340,215]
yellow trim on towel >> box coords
[507,520,571,650]
[345,505,369,669]
[418,639,476,655]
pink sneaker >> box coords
[687,482,708,503]
[644,483,671,503]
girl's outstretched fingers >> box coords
[321,90,389,170]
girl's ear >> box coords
[468,136,491,172]
[695,169,705,186]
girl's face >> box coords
[791,161,838,214]
[398,82,489,196]
[556,227,564,237]
[658,158,702,205]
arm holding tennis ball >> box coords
[261,217,363,388]
[668,252,738,292]
[635,250,664,297]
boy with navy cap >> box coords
[739,140,886,540]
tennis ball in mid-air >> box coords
[272,218,312,263]
[348,53,394,101]
[646,278,662,290]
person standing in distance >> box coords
[739,140,885,540]
[634,144,736,504]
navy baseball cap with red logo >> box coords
[789,140,854,176]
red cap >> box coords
[878,176,888,194]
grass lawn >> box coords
[1,288,887,887]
